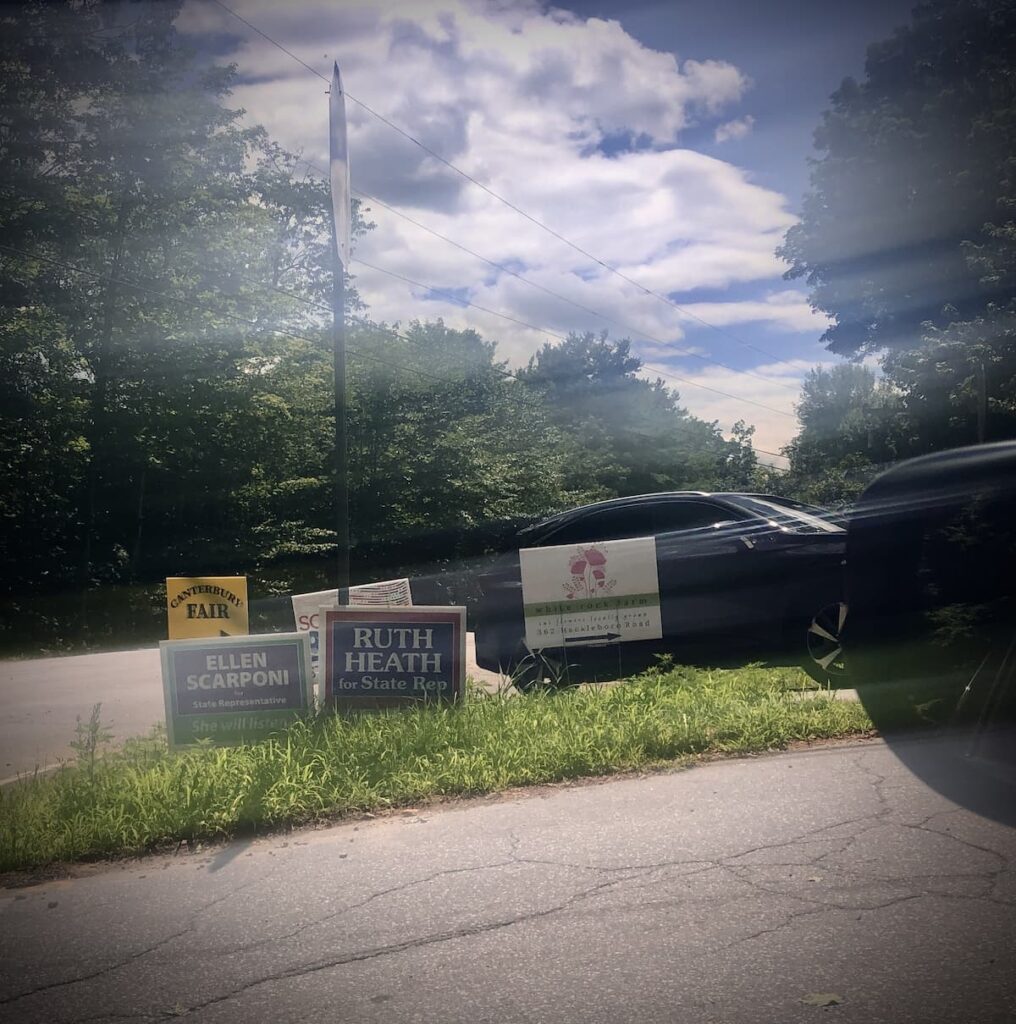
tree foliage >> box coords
[780,0,1016,496]
[780,365,902,505]
[347,319,579,542]
[518,332,761,497]
[1,1,343,595]
[779,0,1016,358]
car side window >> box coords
[539,505,659,546]
[652,501,743,533]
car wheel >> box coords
[802,601,849,687]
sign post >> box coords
[319,605,466,709]
[166,576,249,639]
[159,632,313,748]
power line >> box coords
[206,0,801,428]
[755,449,790,463]
[353,257,569,341]
[15,208,797,434]
[351,186,799,393]
[207,0,793,367]
[286,155,802,399]
[219,262,798,443]
[353,257,796,420]
[209,0,328,82]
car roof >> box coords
[519,490,756,537]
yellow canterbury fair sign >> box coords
[166,577,249,639]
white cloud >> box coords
[638,357,838,460]
[676,290,831,332]
[714,114,755,143]
[179,0,826,441]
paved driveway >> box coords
[2,739,1013,1023]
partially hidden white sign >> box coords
[292,579,413,664]
[520,537,662,650]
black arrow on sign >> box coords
[563,632,621,645]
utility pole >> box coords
[330,62,351,603]
[333,245,349,600]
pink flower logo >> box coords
[584,547,607,567]
[562,544,616,599]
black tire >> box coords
[800,600,850,688]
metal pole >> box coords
[334,250,350,603]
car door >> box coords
[650,499,772,643]
[475,505,662,669]
[544,499,764,649]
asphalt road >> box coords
[0,637,506,782]
[2,739,1014,1023]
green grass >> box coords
[0,664,872,873]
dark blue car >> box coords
[473,491,847,687]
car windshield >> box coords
[737,497,845,534]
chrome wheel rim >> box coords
[807,602,848,677]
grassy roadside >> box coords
[0,664,872,873]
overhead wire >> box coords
[349,187,799,392]
[19,206,798,442]
[352,257,796,420]
[291,160,805,408]
[207,0,796,368]
[204,257,798,445]
[261,272,798,460]
[204,0,803,447]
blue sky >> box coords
[180,0,917,459]
[568,0,917,202]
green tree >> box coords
[0,306,90,590]
[347,319,578,547]
[779,0,1016,358]
[781,364,902,505]
[0,2,781,651]
[778,0,1016,471]
[0,1,347,599]
[723,420,762,491]
[518,332,743,497]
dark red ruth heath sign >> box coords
[319,605,466,707]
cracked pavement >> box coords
[2,738,1013,1023]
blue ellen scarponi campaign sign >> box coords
[319,606,466,704]
[159,632,312,748]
